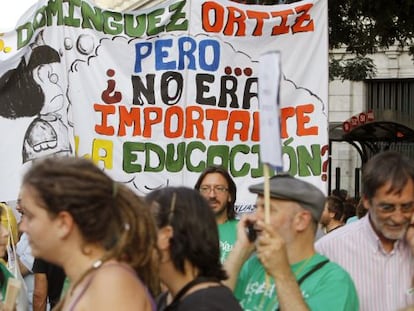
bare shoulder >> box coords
[83,262,153,311]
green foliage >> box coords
[328,0,414,80]
[329,56,377,81]
[328,0,414,54]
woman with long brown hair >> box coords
[19,157,159,311]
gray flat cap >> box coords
[248,173,326,221]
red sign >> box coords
[343,110,374,133]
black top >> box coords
[157,277,242,311]
[173,286,242,310]
[32,258,66,308]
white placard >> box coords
[258,51,283,170]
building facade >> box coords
[329,46,414,198]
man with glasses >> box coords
[195,166,238,262]
[316,151,414,311]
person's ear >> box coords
[157,225,173,251]
[55,211,74,239]
[294,210,312,232]
[362,196,371,210]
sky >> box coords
[0,0,39,31]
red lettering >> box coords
[296,103,318,136]
[202,1,224,33]
[94,103,115,135]
[184,106,205,139]
[271,9,294,35]
[292,4,314,33]
[118,106,141,136]
[201,1,314,37]
[224,7,246,36]
[227,110,250,141]
[246,10,269,36]
[143,107,162,137]
[280,106,295,138]
[251,111,260,141]
[164,106,184,138]
[206,109,229,141]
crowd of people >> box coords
[0,150,413,310]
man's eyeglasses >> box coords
[199,185,228,194]
[372,201,414,214]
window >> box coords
[366,79,414,117]
[365,79,414,158]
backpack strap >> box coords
[275,259,330,311]
[297,259,329,285]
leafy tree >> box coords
[328,0,414,81]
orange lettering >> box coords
[143,107,162,137]
[94,103,115,136]
[118,106,141,136]
[227,110,250,141]
[271,9,294,35]
[292,4,314,34]
[224,7,246,36]
[202,1,224,33]
[246,10,269,36]
[206,109,229,141]
[280,106,295,138]
[164,106,184,138]
[296,103,318,136]
[251,111,260,141]
[184,106,205,139]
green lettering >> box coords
[167,0,188,31]
[283,137,297,175]
[186,141,205,172]
[165,142,185,172]
[81,1,103,31]
[147,8,165,36]
[64,0,81,27]
[103,11,123,35]
[145,143,164,172]
[206,145,229,167]
[250,144,263,178]
[297,144,321,177]
[32,7,47,30]
[46,0,64,26]
[123,141,144,173]
[124,13,147,37]
[17,22,33,49]
[229,144,250,177]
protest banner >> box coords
[0,0,328,212]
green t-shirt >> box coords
[218,219,238,263]
[234,253,359,311]
[0,263,14,301]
